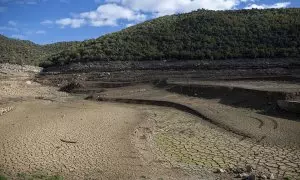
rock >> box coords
[261,175,267,179]
[237,173,249,178]
[227,167,233,173]
[216,168,226,173]
[247,174,256,180]
[233,167,245,174]
[277,100,300,114]
[0,106,14,116]
[269,173,275,179]
[246,165,253,173]
[59,82,84,93]
[26,80,32,85]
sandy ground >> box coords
[93,84,300,178]
[1,100,207,179]
[0,66,216,179]
[136,106,300,178]
[97,84,300,146]
[1,65,300,179]
[0,64,68,104]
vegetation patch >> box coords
[45,8,300,67]
[0,34,79,66]
[1,9,299,67]
[16,171,64,180]
[0,174,7,180]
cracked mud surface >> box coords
[1,68,300,179]
[0,100,203,180]
[97,84,300,147]
[1,99,299,179]
[134,106,300,179]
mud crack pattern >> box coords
[0,100,200,180]
[145,108,300,179]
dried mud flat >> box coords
[1,64,300,180]
[136,106,300,178]
[1,100,206,180]
[0,65,214,179]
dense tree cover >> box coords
[44,8,300,67]
[0,35,79,65]
[1,8,299,67]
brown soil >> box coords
[1,100,206,179]
[0,68,217,179]
[1,64,300,179]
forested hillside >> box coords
[0,35,79,65]
[1,8,299,67]
[44,8,300,67]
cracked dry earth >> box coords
[1,100,204,180]
[0,69,203,180]
[2,99,300,179]
[133,106,300,179]
[1,72,300,179]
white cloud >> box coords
[245,2,291,9]
[57,3,146,28]
[110,0,240,17]
[125,23,134,27]
[41,20,53,25]
[240,0,255,2]
[54,0,292,29]
[11,34,27,39]
[81,4,146,26]
[56,18,86,28]
[8,20,17,26]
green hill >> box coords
[1,8,299,67]
[0,35,79,66]
[44,8,300,67]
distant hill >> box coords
[44,8,300,67]
[0,35,79,65]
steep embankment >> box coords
[44,8,300,67]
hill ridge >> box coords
[1,8,299,66]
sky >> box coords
[0,0,299,45]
